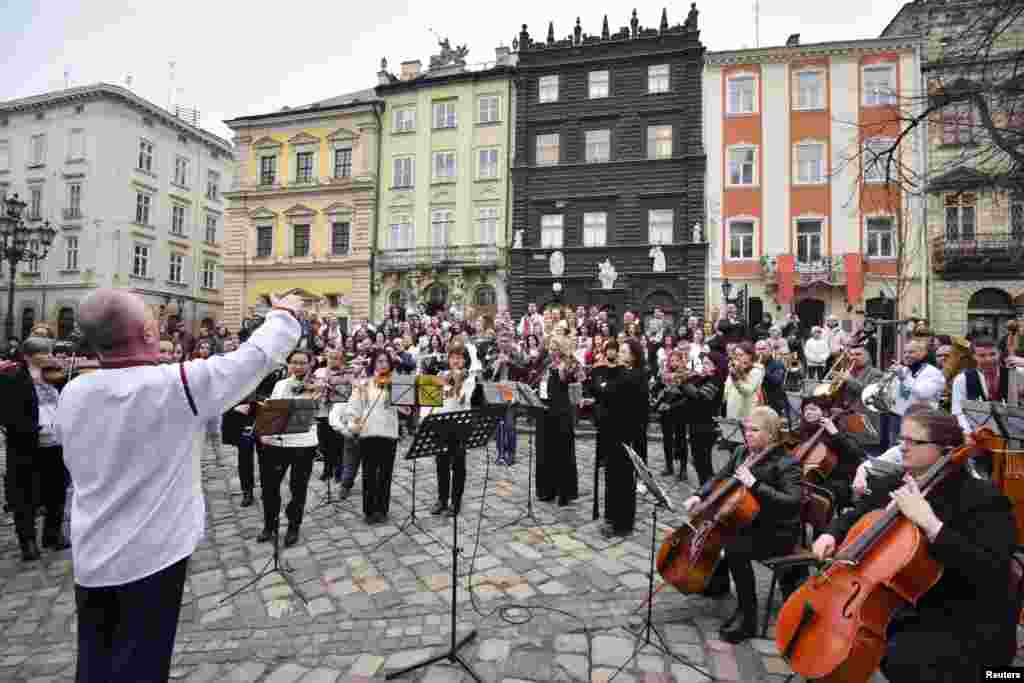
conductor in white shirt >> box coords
[56,289,302,683]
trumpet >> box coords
[862,368,899,414]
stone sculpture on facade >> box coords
[692,222,703,243]
[429,37,469,70]
[549,250,565,276]
[649,246,666,272]
[597,259,618,289]
[513,230,523,248]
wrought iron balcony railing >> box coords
[761,255,846,286]
[932,231,1024,274]
[63,208,82,220]
[377,244,500,271]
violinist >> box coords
[536,334,581,507]
[429,341,481,516]
[725,342,764,422]
[754,340,788,421]
[589,339,623,471]
[671,350,728,486]
[0,337,71,561]
[313,349,352,483]
[812,407,1017,682]
[652,349,691,480]
[486,331,525,467]
[331,349,398,524]
[682,407,802,643]
[257,349,319,547]
[158,340,176,364]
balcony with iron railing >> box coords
[931,230,1024,276]
[761,255,847,287]
[376,244,500,272]
[63,207,82,220]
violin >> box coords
[41,361,66,387]
[775,427,1004,682]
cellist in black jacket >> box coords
[812,406,1017,682]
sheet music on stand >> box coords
[254,399,318,436]
[714,417,745,446]
[623,444,674,512]
[963,400,1024,444]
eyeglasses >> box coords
[898,436,934,447]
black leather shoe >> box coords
[283,526,300,547]
[720,621,757,644]
[444,505,460,517]
[319,468,331,482]
[430,501,448,515]
[20,538,41,562]
[240,492,254,507]
[256,528,277,543]
[661,466,674,476]
[338,486,351,500]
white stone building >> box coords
[0,83,233,340]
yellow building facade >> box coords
[222,91,381,330]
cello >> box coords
[655,446,774,593]
[774,427,1004,683]
[791,408,855,484]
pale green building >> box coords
[372,44,516,320]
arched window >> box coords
[58,307,75,340]
[21,307,35,341]
[389,289,411,311]
[474,285,496,307]
[968,288,1015,339]
[425,283,448,315]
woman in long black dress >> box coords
[535,334,581,506]
[589,339,623,471]
[600,337,649,538]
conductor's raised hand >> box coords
[271,292,306,317]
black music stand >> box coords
[386,408,500,683]
[963,400,1024,445]
[372,424,443,553]
[307,439,354,516]
[218,530,308,607]
[601,444,712,682]
[493,384,550,533]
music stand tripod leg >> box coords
[496,411,553,537]
[373,456,444,553]
[217,533,309,607]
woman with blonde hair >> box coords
[724,342,765,423]
[536,333,581,506]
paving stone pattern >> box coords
[1,426,1018,681]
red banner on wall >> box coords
[845,253,864,305]
[777,254,796,304]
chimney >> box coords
[400,60,422,81]
[495,46,511,65]
[786,33,800,47]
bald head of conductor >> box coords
[78,290,163,365]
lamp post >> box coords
[0,194,57,340]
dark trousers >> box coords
[340,438,361,488]
[660,413,688,471]
[880,413,901,452]
[9,443,68,542]
[435,438,466,510]
[604,436,637,533]
[360,437,397,517]
[711,529,798,625]
[236,430,256,493]
[316,418,344,477]
[257,445,315,531]
[75,555,189,683]
[537,410,577,503]
[689,431,717,486]
[881,618,998,683]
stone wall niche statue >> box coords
[597,259,618,289]
[513,230,523,248]
[692,222,703,243]
[649,246,666,272]
[549,250,565,276]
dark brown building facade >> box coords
[509,6,708,326]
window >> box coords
[432,101,457,129]
[796,219,823,263]
[334,148,352,178]
[295,151,314,183]
[29,187,42,220]
[132,244,150,278]
[65,236,79,270]
[728,146,757,185]
[648,64,670,94]
[477,207,497,244]
[135,192,151,225]
[863,65,896,106]
[259,156,276,185]
[171,205,186,236]
[169,253,184,283]
[68,183,82,215]
[26,241,40,273]
[393,107,416,132]
[478,148,499,179]
[589,70,609,99]
[475,286,497,307]
[331,221,350,255]
[794,71,824,110]
[729,221,755,259]
[648,209,674,244]
[0,140,9,170]
[173,156,189,186]
[942,104,975,145]
[68,129,85,160]
[205,214,217,243]
[536,134,560,165]
[393,156,414,187]
[866,217,895,258]
[293,224,311,256]
[430,209,453,247]
[478,95,499,123]
[727,75,756,114]
[647,125,673,159]
[586,130,610,163]
[138,139,153,171]
[541,214,563,248]
[256,225,273,257]
[945,193,976,241]
[1013,203,1024,241]
[206,171,220,200]
[539,76,559,103]
[795,143,825,184]
[863,139,894,183]
[202,260,216,289]
[389,214,413,250]
[432,151,456,180]
[583,212,607,247]
[30,134,46,165]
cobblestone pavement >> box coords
[1,426,1009,682]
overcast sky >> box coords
[1,0,902,141]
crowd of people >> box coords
[4,293,1024,680]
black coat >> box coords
[826,470,1017,667]
[0,363,40,445]
[666,375,723,435]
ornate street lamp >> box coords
[1,193,57,340]
[721,278,732,302]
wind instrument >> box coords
[940,335,974,411]
[861,368,899,414]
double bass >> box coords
[655,447,775,593]
[774,428,1004,683]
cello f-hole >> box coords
[841,581,862,619]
